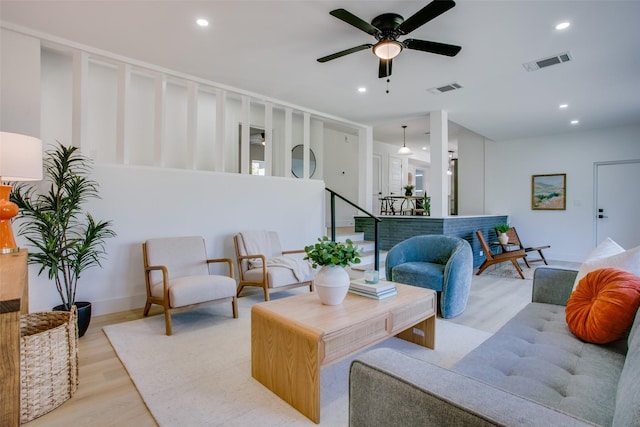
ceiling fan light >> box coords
[373,41,402,60]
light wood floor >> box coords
[24,262,577,426]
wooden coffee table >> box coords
[251,282,436,423]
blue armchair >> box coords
[385,235,473,318]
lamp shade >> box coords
[0,132,43,254]
[0,132,43,181]
[373,41,403,60]
[397,125,412,155]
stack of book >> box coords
[348,278,398,300]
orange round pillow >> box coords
[566,268,640,344]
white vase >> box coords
[314,265,350,305]
[498,233,509,245]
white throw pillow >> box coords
[573,238,640,290]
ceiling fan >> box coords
[317,0,462,78]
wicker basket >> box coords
[20,306,79,423]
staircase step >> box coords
[353,240,375,252]
[332,232,364,243]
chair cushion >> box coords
[390,261,445,291]
[237,230,283,258]
[145,236,209,280]
[244,266,307,288]
[566,268,640,344]
[236,230,284,273]
[151,275,236,308]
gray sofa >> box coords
[349,267,640,426]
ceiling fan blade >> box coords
[378,58,393,78]
[398,0,456,35]
[317,44,373,63]
[404,38,462,56]
[330,9,380,36]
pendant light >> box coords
[398,125,412,155]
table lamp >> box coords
[0,132,43,254]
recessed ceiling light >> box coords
[571,119,580,125]
[556,22,570,30]
[357,87,366,93]
[422,146,427,151]
[196,18,209,27]
[559,103,568,109]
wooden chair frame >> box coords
[475,230,527,279]
[142,242,238,335]
[233,234,313,301]
[497,227,550,268]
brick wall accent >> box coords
[354,215,509,267]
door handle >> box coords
[598,214,608,219]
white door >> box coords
[595,160,640,248]
[389,156,402,195]
[372,154,382,215]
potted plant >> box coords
[495,223,511,245]
[423,195,431,216]
[11,143,116,337]
[403,185,414,196]
[304,236,361,305]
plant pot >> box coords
[405,190,412,196]
[53,301,92,337]
[498,233,509,245]
[314,265,350,305]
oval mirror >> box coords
[291,144,316,178]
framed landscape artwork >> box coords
[532,173,566,210]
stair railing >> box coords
[325,187,382,271]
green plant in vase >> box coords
[304,236,360,305]
[11,143,116,336]
[495,223,511,245]
[304,236,361,268]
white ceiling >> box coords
[2,0,639,152]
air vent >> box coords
[428,82,464,95]
[523,52,572,72]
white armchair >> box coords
[234,230,315,301]
[142,236,238,335]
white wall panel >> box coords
[164,82,188,169]
[40,48,72,148]
[128,72,155,166]
[88,61,117,162]
[196,90,217,171]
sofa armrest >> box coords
[350,348,596,427]
[531,266,578,306]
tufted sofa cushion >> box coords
[613,308,640,426]
[453,302,627,426]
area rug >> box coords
[482,262,538,279]
[103,291,491,426]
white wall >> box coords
[485,124,640,262]
[20,166,326,315]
